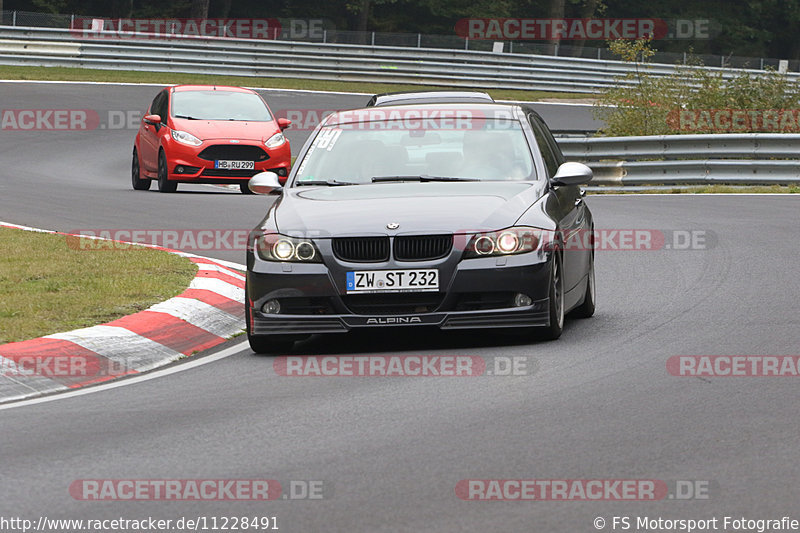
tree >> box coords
[190,0,208,18]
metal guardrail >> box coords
[3,9,799,71]
[1,26,798,94]
[556,134,800,185]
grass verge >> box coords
[588,185,800,194]
[0,227,197,344]
[0,65,595,102]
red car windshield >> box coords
[171,90,273,122]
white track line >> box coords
[0,340,248,411]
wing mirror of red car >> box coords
[143,114,161,125]
[277,118,292,131]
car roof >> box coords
[171,85,256,93]
[366,90,495,107]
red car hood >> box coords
[170,118,278,142]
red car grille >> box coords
[198,145,269,162]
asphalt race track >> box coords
[1,82,799,532]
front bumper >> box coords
[250,306,551,335]
[247,251,553,336]
[166,140,290,183]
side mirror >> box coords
[277,118,292,130]
[248,171,283,195]
[143,114,161,125]
[551,162,593,187]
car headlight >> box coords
[264,132,286,149]
[254,233,322,263]
[464,227,542,258]
[171,130,202,146]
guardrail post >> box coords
[70,14,74,28]
[554,43,559,56]
[12,10,16,26]
[597,48,601,59]
[323,29,327,43]
[760,58,764,69]
[465,37,469,50]
[371,31,375,46]
[417,33,421,47]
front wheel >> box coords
[570,251,596,318]
[240,182,255,195]
[157,151,177,193]
[537,253,564,340]
[131,148,151,190]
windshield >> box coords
[171,90,272,121]
[293,116,535,185]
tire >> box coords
[240,182,255,195]
[131,148,151,191]
[157,150,177,193]
[537,253,565,340]
[245,297,295,354]
[570,251,596,318]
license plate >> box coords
[346,270,439,293]
[214,160,255,170]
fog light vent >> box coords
[513,293,532,307]
[262,299,281,314]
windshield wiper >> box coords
[371,175,480,183]
[295,179,360,186]
[173,114,201,120]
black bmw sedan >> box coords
[245,92,595,353]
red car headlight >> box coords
[171,130,202,146]
[264,132,286,149]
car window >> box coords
[294,115,536,184]
[149,90,167,122]
[528,113,560,178]
[531,114,566,167]
[156,91,169,121]
[149,92,161,117]
[170,91,273,121]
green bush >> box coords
[595,40,800,136]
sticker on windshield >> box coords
[316,128,343,151]
[296,128,342,176]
